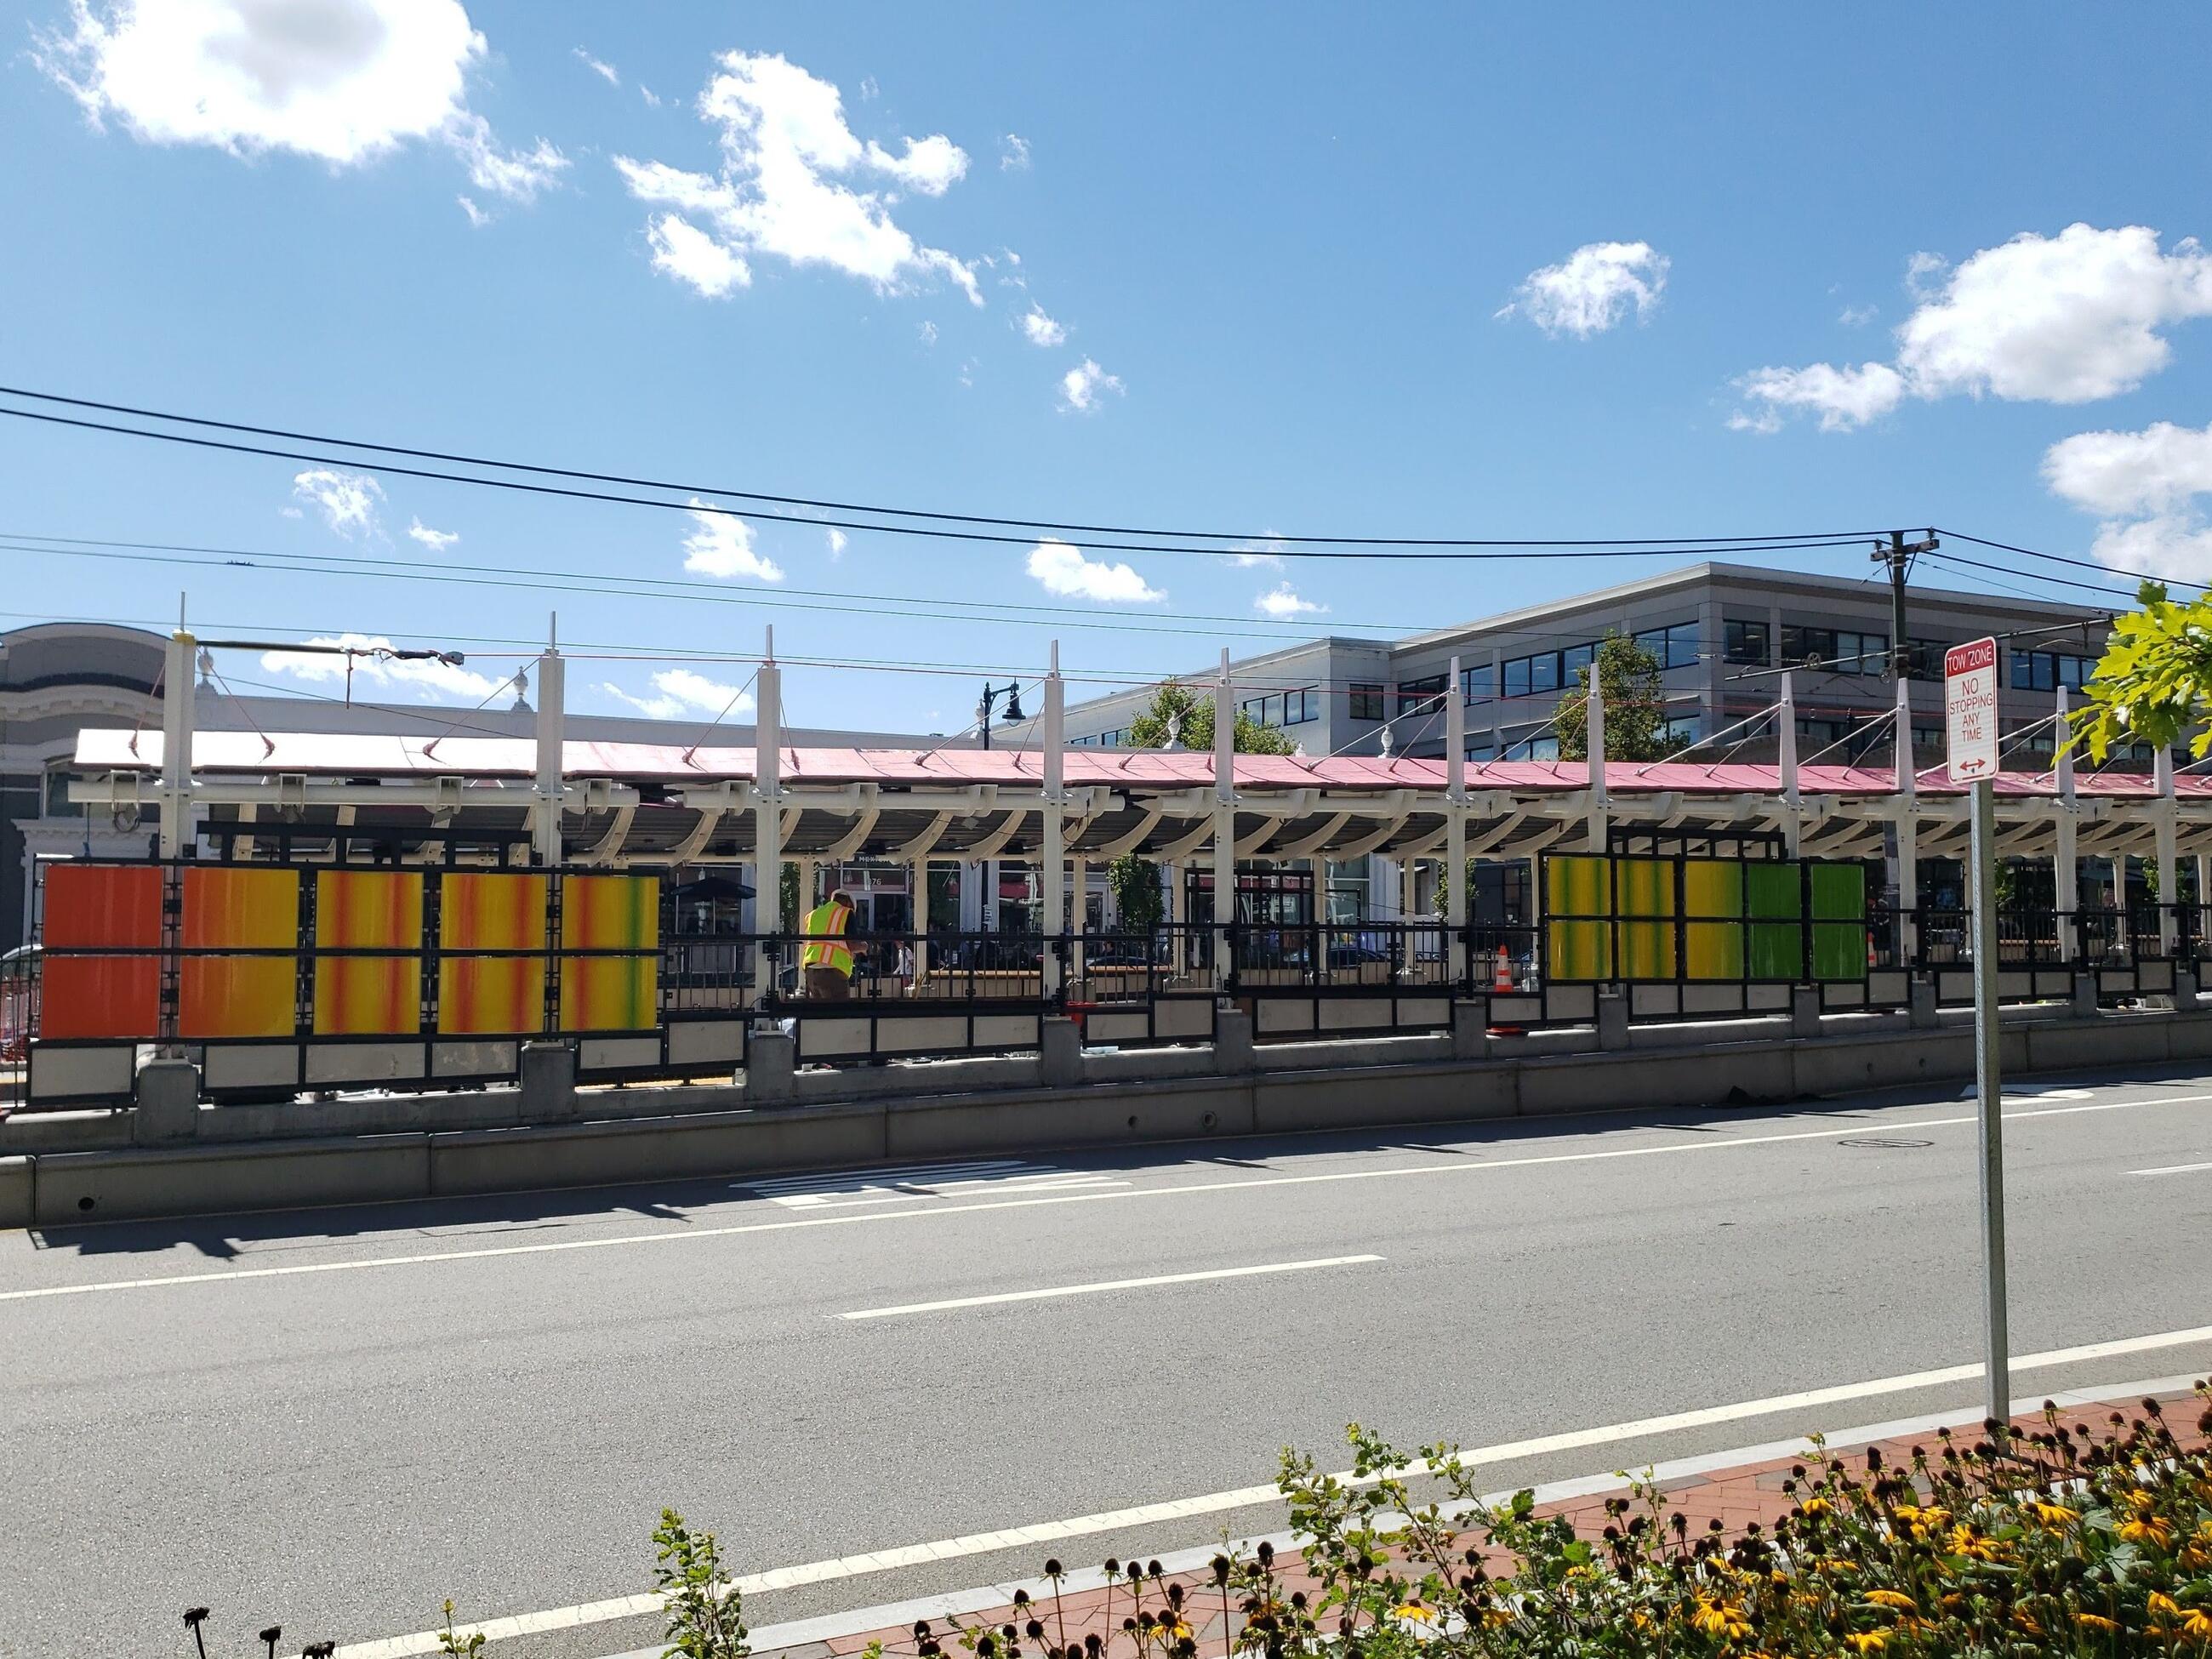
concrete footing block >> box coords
[1907,977,1940,1030]
[2176,966,2199,1007]
[746,1028,797,1103]
[133,1058,200,1145]
[0,1156,30,1229]
[518,1041,578,1123]
[1790,986,1821,1039]
[2072,972,2101,1019]
[1040,1017,1083,1088]
[1450,1000,1490,1062]
[1213,1006,1255,1075]
[1595,991,1629,1050]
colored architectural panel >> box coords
[558,875,660,1032]
[1745,862,1803,980]
[179,867,299,1039]
[1616,857,1676,979]
[40,864,164,1040]
[314,870,425,1036]
[1544,856,1612,981]
[1683,859,1745,980]
[437,873,549,1035]
[1809,863,1869,981]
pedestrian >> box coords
[801,887,857,999]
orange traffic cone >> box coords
[1492,945,1514,993]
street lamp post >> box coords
[977,681,1024,750]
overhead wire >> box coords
[0,383,1897,553]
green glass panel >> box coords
[1547,919,1611,981]
[1745,863,1801,920]
[1748,922,1801,979]
[1685,921,1744,979]
[1809,863,1866,921]
[1811,922,1866,981]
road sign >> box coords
[1945,636,2000,782]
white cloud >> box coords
[680,501,784,581]
[1026,539,1163,603]
[858,75,880,101]
[1738,225,2212,431]
[639,84,661,108]
[291,468,383,537]
[1839,304,1878,327]
[917,320,938,345]
[1228,536,1287,568]
[573,47,619,88]
[407,517,459,551]
[1058,357,1123,412]
[614,52,979,304]
[1728,362,1907,433]
[2044,420,2212,517]
[825,527,848,559]
[646,213,750,296]
[37,0,566,201]
[1502,241,1669,338]
[2044,419,2212,583]
[1256,583,1324,619]
[1019,304,1065,346]
[456,193,489,227]
[262,633,499,703]
[1001,133,1030,170]
[602,668,754,721]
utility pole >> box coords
[1874,531,1941,681]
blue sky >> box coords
[5,3,2212,732]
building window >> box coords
[2010,650,2092,693]
[1907,639,1950,679]
[1631,622,1701,670]
[1501,729,1559,761]
[1348,683,1384,721]
[1502,656,1531,698]
[1723,619,1769,666]
[1527,653,1559,695]
[43,763,82,819]
[1466,736,1496,761]
[1461,663,1493,704]
[1662,714,1701,748]
[1782,626,1886,675]
[1284,688,1318,724]
[1100,729,1123,749]
[1561,642,1595,684]
[1395,674,1446,717]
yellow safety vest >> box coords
[801,899,854,975]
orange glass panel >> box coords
[40,864,162,1038]
[180,868,299,1039]
[559,875,659,1031]
[437,873,549,1035]
[313,871,424,1036]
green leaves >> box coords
[2070,583,2212,763]
[1557,634,1682,764]
[653,1509,749,1659]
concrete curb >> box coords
[3,1006,2203,1228]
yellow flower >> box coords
[1690,1598,1753,1639]
[2121,1517,2175,1548]
[1944,1524,2000,1562]
[2075,1612,2120,1633]
[2149,1592,2182,1617]
[2028,1501,2077,1529]
[1864,1590,1917,1612]
[1390,1603,1434,1624]
[1802,1497,1833,1517]
[1844,1634,1888,1654]
[2181,1609,2212,1641]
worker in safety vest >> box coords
[801,889,858,999]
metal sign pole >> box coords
[1969,774,2010,1422]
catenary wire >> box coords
[0,384,1897,552]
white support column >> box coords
[912,858,929,989]
[1445,654,1468,983]
[1070,855,1089,983]
[1042,642,1067,997]
[1211,648,1236,988]
[533,636,565,867]
[1584,669,1608,852]
[2157,742,2179,953]
[1778,670,1801,857]
[1894,674,1919,961]
[2055,686,2079,962]
[157,626,197,859]
[751,632,782,1008]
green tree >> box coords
[2069,579,2209,762]
[1109,681,1296,935]
[1554,633,1684,762]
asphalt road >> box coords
[4,1063,2210,1659]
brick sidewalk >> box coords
[746,1380,2210,1659]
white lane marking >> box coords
[332,1331,2212,1659]
[839,1255,1382,1320]
[2132,1160,2212,1177]
[8,1089,2209,1305]
[747,1160,1126,1209]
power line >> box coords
[1930,527,2210,595]
[0,383,1896,553]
